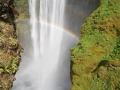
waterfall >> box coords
[12,0,100,90]
[31,0,64,89]
[20,0,70,90]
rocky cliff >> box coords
[70,0,120,89]
[0,0,23,90]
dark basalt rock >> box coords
[0,0,19,22]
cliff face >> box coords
[0,0,23,90]
[14,0,29,19]
[70,0,120,89]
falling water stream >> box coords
[12,0,100,90]
[29,0,66,89]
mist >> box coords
[12,0,99,90]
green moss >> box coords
[110,36,120,60]
[0,1,23,89]
[12,56,19,73]
[70,0,120,89]
[14,0,29,19]
[0,68,3,74]
[11,39,18,46]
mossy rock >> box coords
[0,0,23,89]
[70,0,120,89]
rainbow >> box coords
[18,3,87,40]
[19,19,80,39]
[39,19,79,39]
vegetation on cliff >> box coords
[0,0,23,89]
[70,0,120,89]
[14,0,40,19]
[14,0,29,19]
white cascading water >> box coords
[12,0,100,90]
[28,0,68,90]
